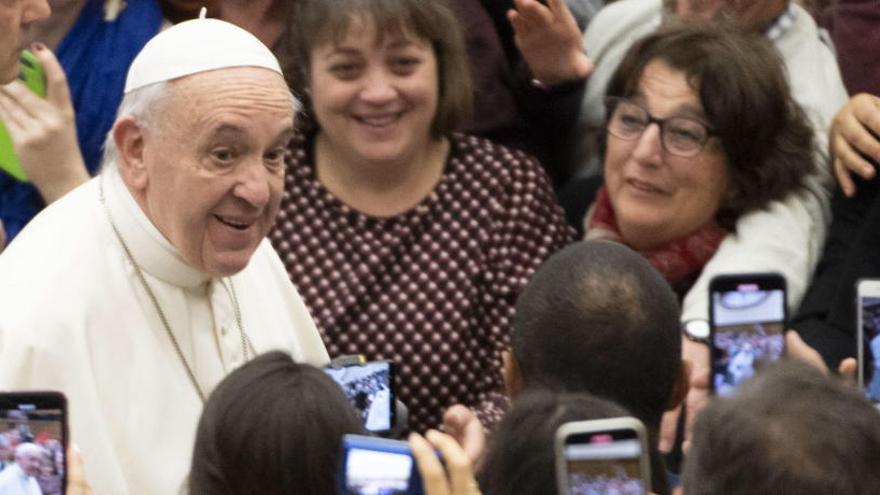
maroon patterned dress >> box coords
[270,132,574,431]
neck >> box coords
[314,133,449,218]
[215,0,285,48]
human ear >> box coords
[502,350,524,398]
[112,117,148,191]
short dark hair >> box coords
[605,24,815,230]
[188,351,364,495]
[512,240,681,427]
[478,390,630,495]
[282,0,472,137]
[684,360,880,494]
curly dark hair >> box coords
[605,23,816,230]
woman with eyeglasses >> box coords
[564,24,815,296]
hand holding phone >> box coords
[0,391,68,495]
[555,417,651,495]
[710,273,787,396]
[0,49,46,182]
[410,430,479,495]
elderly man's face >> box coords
[15,449,42,477]
[668,0,789,30]
[0,0,50,83]
[132,67,293,277]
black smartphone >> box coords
[324,358,395,433]
[554,417,651,495]
[337,434,424,495]
[0,391,67,495]
[710,273,787,396]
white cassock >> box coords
[0,464,41,495]
[0,168,330,494]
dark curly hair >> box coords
[605,23,816,230]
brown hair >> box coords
[605,24,816,230]
[281,0,473,137]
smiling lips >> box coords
[354,112,402,129]
[215,214,254,231]
[626,178,668,195]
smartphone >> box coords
[554,417,651,495]
[0,49,47,182]
[856,279,880,403]
[337,434,424,495]
[710,273,787,396]
[0,391,67,494]
[324,359,395,433]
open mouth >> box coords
[355,113,401,128]
[215,215,252,231]
[627,178,667,194]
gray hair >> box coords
[14,442,44,459]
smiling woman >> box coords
[574,24,815,294]
[269,0,574,432]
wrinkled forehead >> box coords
[164,67,295,114]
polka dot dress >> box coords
[270,132,574,432]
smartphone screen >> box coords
[0,392,67,495]
[556,418,650,495]
[324,361,395,433]
[710,274,787,396]
[338,434,421,495]
[857,280,880,403]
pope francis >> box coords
[0,14,329,494]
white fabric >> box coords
[0,170,329,494]
[578,0,849,321]
[124,17,282,93]
[0,464,41,495]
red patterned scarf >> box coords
[584,187,727,285]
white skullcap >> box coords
[124,10,282,94]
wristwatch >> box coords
[682,319,710,345]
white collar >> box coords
[102,167,211,289]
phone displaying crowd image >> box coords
[0,392,67,495]
[337,434,424,495]
[554,418,651,495]
[324,360,395,433]
[856,279,880,403]
[710,273,787,396]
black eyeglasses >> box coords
[605,97,717,158]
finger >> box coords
[837,357,858,386]
[852,93,880,150]
[784,330,828,374]
[30,43,73,110]
[0,82,44,121]
[67,446,92,495]
[512,0,548,28]
[832,133,877,181]
[683,369,709,452]
[658,405,680,453]
[833,157,857,197]
[441,404,485,464]
[0,218,6,253]
[425,430,479,495]
[410,432,450,495]
[0,91,30,134]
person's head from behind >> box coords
[106,18,298,277]
[284,0,472,161]
[478,390,630,495]
[0,0,50,83]
[506,240,686,429]
[14,442,43,478]
[189,351,364,495]
[684,360,880,494]
[602,24,812,250]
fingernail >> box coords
[32,43,46,52]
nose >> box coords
[233,160,273,209]
[22,0,52,24]
[359,68,396,103]
[630,122,664,167]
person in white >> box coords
[0,14,329,494]
[0,443,43,495]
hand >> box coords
[442,404,486,465]
[829,93,880,197]
[67,446,92,495]
[507,0,593,86]
[659,337,708,454]
[0,43,88,204]
[784,330,828,373]
[0,218,5,254]
[410,430,481,495]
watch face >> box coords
[685,320,710,339]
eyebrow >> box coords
[205,124,295,145]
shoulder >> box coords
[585,0,662,52]
[449,133,549,182]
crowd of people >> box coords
[0,0,879,493]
